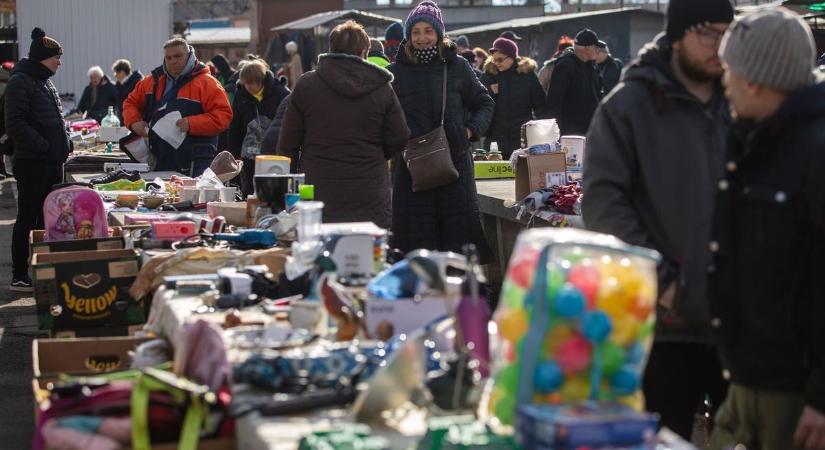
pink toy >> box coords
[44,186,108,242]
[556,335,592,374]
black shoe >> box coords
[10,275,33,293]
[90,169,141,185]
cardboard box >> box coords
[51,323,144,338]
[515,152,567,200]
[142,438,236,450]
[362,296,461,340]
[32,249,144,331]
[29,227,125,257]
[473,161,515,179]
[32,335,149,389]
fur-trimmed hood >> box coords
[483,56,537,76]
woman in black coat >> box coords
[389,1,495,262]
[71,66,118,123]
[228,59,290,196]
[480,38,545,159]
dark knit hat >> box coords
[575,29,599,46]
[405,1,445,40]
[666,0,734,41]
[385,22,404,43]
[455,35,470,49]
[490,37,519,60]
[29,27,63,62]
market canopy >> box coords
[271,9,401,33]
[449,7,659,36]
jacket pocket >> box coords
[740,184,799,245]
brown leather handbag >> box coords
[402,65,459,192]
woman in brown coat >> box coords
[284,41,303,91]
[277,20,410,229]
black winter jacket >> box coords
[545,50,600,135]
[261,94,290,156]
[228,71,289,159]
[582,34,729,342]
[74,75,119,123]
[598,57,623,97]
[480,56,545,157]
[389,42,494,262]
[709,81,825,413]
[116,71,143,113]
[5,58,70,163]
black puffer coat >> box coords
[389,41,495,262]
[116,70,143,113]
[74,74,119,123]
[480,56,545,158]
[228,71,289,158]
[261,94,290,156]
[4,58,70,163]
[709,81,825,413]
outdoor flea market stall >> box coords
[27,118,699,450]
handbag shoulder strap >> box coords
[440,64,447,126]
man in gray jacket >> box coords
[582,0,734,439]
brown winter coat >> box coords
[277,53,410,229]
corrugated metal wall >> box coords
[16,0,172,100]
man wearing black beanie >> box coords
[5,28,71,292]
[583,0,734,439]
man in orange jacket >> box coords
[123,37,232,176]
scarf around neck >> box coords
[413,45,439,64]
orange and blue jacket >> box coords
[123,60,232,172]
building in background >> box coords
[345,0,545,30]
[450,7,663,64]
[250,0,343,63]
[16,0,172,101]
[0,0,15,62]
[187,17,251,64]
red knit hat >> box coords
[489,37,518,60]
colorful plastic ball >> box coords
[545,321,575,354]
[494,393,517,425]
[638,318,655,340]
[597,341,625,375]
[581,311,613,342]
[559,375,591,402]
[610,314,640,346]
[534,360,564,393]
[556,336,592,374]
[596,280,634,318]
[568,264,601,304]
[488,386,504,415]
[626,342,646,365]
[546,392,563,404]
[610,366,640,395]
[496,362,521,394]
[508,250,538,288]
[630,292,655,321]
[501,281,526,309]
[555,284,586,318]
[545,269,566,307]
[498,308,529,343]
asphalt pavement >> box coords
[0,178,39,450]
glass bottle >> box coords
[100,106,120,128]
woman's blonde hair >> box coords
[239,59,268,85]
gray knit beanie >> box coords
[719,7,816,92]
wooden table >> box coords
[68,171,184,184]
[475,179,582,286]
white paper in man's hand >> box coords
[152,111,187,149]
